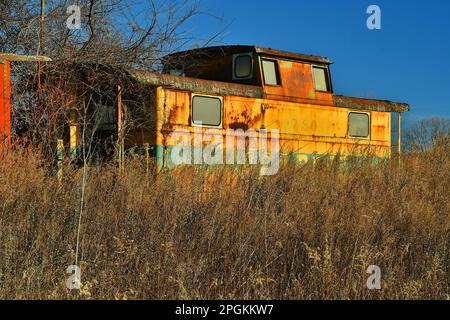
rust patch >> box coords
[229,122,249,130]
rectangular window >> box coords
[313,66,330,92]
[349,112,370,138]
[192,95,222,127]
[233,53,253,79]
[262,59,280,86]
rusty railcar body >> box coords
[1,46,409,169]
[125,45,409,170]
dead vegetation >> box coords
[0,139,449,300]
[2,0,448,301]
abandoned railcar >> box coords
[126,45,409,170]
[1,46,409,170]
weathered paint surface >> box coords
[0,60,11,151]
[134,86,393,170]
[261,59,334,105]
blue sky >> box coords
[183,0,450,125]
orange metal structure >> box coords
[0,54,52,154]
[0,59,11,152]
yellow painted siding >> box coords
[151,87,392,160]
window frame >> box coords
[232,53,254,80]
[348,111,371,139]
[261,58,282,87]
[191,94,224,129]
[311,65,332,93]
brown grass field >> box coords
[0,141,449,300]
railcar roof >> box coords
[163,45,333,65]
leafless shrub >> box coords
[404,117,450,152]
[1,0,218,158]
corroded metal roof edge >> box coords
[131,70,409,113]
[334,95,410,113]
[254,47,332,64]
[0,54,52,63]
[163,45,332,65]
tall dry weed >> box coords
[0,142,449,299]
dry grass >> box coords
[0,142,449,300]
